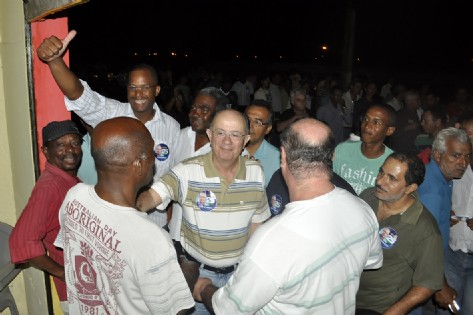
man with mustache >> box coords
[356,152,444,314]
[418,127,472,313]
[9,120,83,314]
[333,104,396,195]
[36,30,180,229]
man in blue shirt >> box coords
[419,127,472,313]
[244,99,280,187]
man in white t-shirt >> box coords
[192,118,382,314]
[55,117,195,314]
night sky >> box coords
[59,0,473,87]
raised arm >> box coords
[37,30,84,100]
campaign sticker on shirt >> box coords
[196,190,217,211]
[270,194,283,215]
[379,227,398,249]
[154,143,170,161]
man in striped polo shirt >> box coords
[138,109,271,314]
[192,118,383,314]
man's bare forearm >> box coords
[136,188,162,211]
[179,259,200,293]
[47,58,84,100]
[29,255,65,281]
[384,286,434,315]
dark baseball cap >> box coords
[42,120,82,145]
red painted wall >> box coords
[32,18,70,172]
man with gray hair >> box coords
[192,118,382,314]
[418,127,472,313]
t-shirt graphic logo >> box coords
[74,255,102,307]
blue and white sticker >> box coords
[270,194,283,215]
[379,227,398,249]
[196,190,217,212]
[155,143,170,161]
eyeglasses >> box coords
[127,84,156,92]
[211,129,246,141]
[247,117,271,127]
[190,104,212,114]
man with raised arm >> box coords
[37,30,180,228]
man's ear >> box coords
[154,85,161,97]
[280,147,286,168]
[243,134,251,147]
[133,159,142,176]
[265,124,273,136]
[386,126,395,137]
[405,183,418,195]
[41,146,49,161]
[206,129,213,142]
[432,150,441,164]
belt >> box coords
[183,250,236,274]
[202,264,235,274]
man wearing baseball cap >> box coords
[9,120,83,314]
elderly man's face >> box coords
[42,133,83,176]
[434,137,472,181]
[207,111,250,164]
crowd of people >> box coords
[7,29,473,314]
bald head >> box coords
[92,117,154,172]
[210,109,249,135]
[280,118,335,180]
[292,118,332,146]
